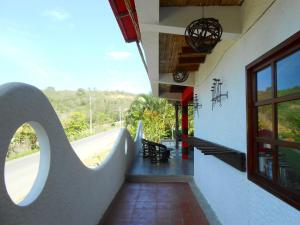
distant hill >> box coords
[43,87,136,126]
[7,87,137,160]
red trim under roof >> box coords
[108,0,139,43]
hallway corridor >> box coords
[100,182,210,225]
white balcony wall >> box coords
[0,83,140,225]
[193,0,300,225]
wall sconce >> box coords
[211,78,228,110]
[194,94,202,111]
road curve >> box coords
[4,128,121,203]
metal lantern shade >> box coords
[173,71,189,83]
[185,18,223,53]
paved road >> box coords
[4,128,121,203]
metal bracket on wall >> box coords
[193,94,202,111]
[211,78,228,110]
[188,137,246,172]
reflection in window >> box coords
[257,142,273,179]
[257,105,273,137]
[257,67,272,101]
[248,32,300,210]
[278,100,300,142]
[277,50,300,97]
[278,147,300,195]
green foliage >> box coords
[43,88,135,136]
[188,106,194,136]
[278,86,300,97]
[7,123,39,160]
[277,96,300,142]
[125,94,178,142]
[63,112,89,141]
[143,109,167,142]
[7,89,136,160]
[44,88,134,118]
[96,112,113,125]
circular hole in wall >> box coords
[4,122,50,206]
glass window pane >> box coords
[257,105,273,137]
[278,100,300,142]
[257,67,272,101]
[277,50,300,97]
[257,142,273,180]
[278,147,300,195]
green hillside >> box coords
[6,88,136,160]
[44,87,136,126]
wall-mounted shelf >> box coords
[188,137,246,172]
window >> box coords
[247,31,300,210]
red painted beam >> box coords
[181,102,189,160]
[181,87,193,160]
[108,0,138,43]
[182,86,194,103]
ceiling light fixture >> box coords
[185,6,223,53]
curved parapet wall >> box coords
[0,83,137,225]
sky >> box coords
[257,50,300,93]
[0,0,151,94]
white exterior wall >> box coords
[193,1,300,225]
[0,83,140,225]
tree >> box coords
[76,88,86,97]
[7,123,38,159]
[96,112,113,125]
[125,94,177,142]
[63,112,88,140]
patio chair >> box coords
[142,138,170,163]
[142,138,150,158]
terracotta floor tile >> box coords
[140,183,159,190]
[135,201,157,209]
[156,208,179,218]
[112,201,135,210]
[102,217,131,225]
[137,191,156,202]
[100,182,210,225]
[158,216,183,225]
[132,208,157,223]
[157,201,178,209]
[131,219,156,225]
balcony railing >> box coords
[0,83,143,225]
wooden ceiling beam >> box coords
[178,56,206,64]
[181,46,198,54]
[180,52,207,58]
[180,46,207,58]
[170,85,186,93]
[176,64,199,72]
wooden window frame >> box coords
[246,31,300,210]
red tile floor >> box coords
[100,182,210,225]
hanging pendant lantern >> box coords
[185,17,223,53]
[173,70,189,83]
